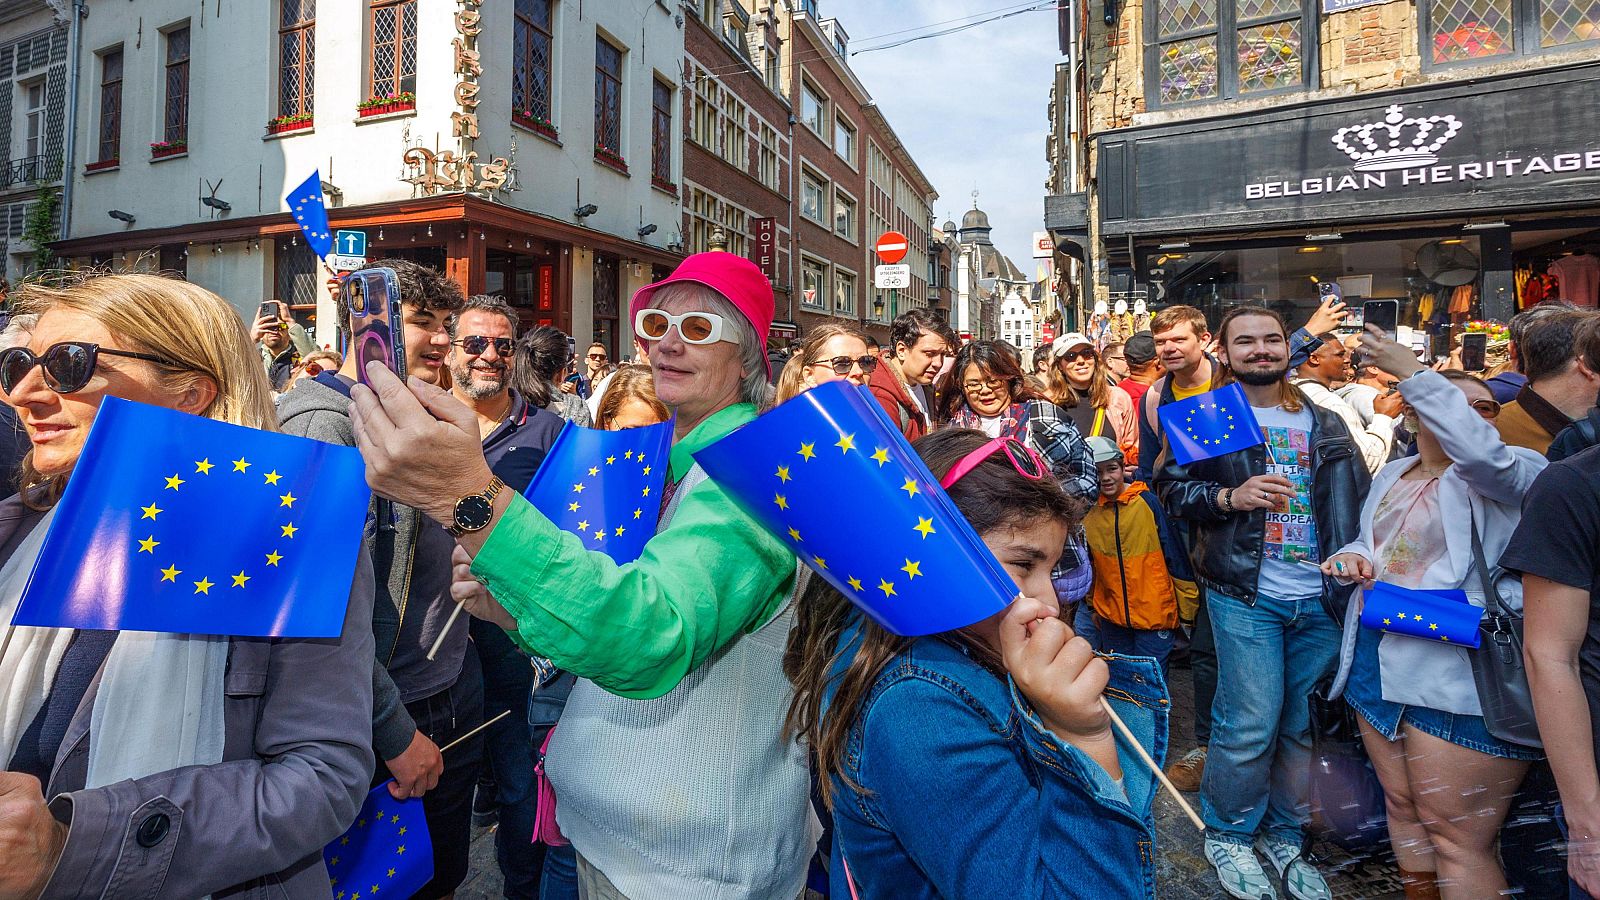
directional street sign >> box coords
[874,264,911,289]
[334,229,367,258]
[874,231,909,265]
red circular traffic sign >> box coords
[874,231,909,265]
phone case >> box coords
[347,270,406,386]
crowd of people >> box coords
[0,250,1597,900]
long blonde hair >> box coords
[1041,348,1111,410]
[775,322,871,404]
[13,273,278,505]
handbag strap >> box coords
[843,853,861,900]
[1091,406,1106,438]
[1467,506,1508,618]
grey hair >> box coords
[0,313,38,350]
[648,282,771,407]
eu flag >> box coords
[1158,382,1266,465]
[527,418,673,564]
[286,170,334,259]
[324,783,433,900]
[695,381,1018,636]
[1360,581,1483,648]
[12,397,370,638]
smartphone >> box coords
[1317,282,1343,305]
[344,268,405,386]
[257,301,280,323]
[1428,329,1451,364]
[1461,332,1488,372]
[1363,299,1398,342]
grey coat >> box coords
[0,497,378,899]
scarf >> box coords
[949,401,1030,439]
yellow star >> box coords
[194,458,214,475]
[774,493,789,510]
[643,465,652,475]
[914,517,936,539]
[371,887,380,896]
[633,508,643,519]
[568,502,581,512]
[358,819,367,829]
[847,576,864,592]
[606,455,616,465]
[1429,622,1439,631]
[625,450,634,460]
[593,529,605,540]
[588,467,599,476]
[341,836,349,846]
[576,520,589,531]
[390,815,399,825]
[787,527,802,542]
[160,564,181,582]
[141,502,163,520]
[265,550,283,567]
[901,559,923,579]
[798,442,816,461]
[900,478,920,499]
[329,856,340,867]
[776,465,791,483]
[396,845,406,855]
[398,826,407,836]
[642,485,651,497]
[264,470,282,485]
[812,556,828,570]
[138,536,159,554]
[572,482,586,494]
[231,571,250,588]
[164,473,185,491]
[615,525,626,536]
[1382,618,1391,625]
[279,491,297,508]
[232,457,251,472]
[193,577,215,595]
[281,522,299,538]
[871,447,891,466]
[878,578,897,598]
[1414,614,1424,622]
[1396,610,1407,620]
[835,432,856,453]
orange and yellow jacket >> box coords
[1083,481,1199,631]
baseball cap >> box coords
[630,252,775,373]
[1052,333,1094,357]
[1085,436,1121,464]
[1123,332,1156,366]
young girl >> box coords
[785,428,1166,898]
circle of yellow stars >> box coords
[1183,400,1239,448]
[143,457,297,597]
[327,808,411,899]
[566,447,656,547]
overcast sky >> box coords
[840,1,1062,278]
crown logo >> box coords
[1331,105,1463,172]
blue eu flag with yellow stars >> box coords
[1360,581,1483,648]
[286,170,333,258]
[12,397,370,638]
[526,418,674,564]
[1157,382,1266,465]
[694,381,1018,636]
[324,783,433,900]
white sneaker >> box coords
[1254,835,1332,900]
[1205,837,1278,900]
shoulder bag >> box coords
[1468,513,1543,749]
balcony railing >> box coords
[0,155,60,189]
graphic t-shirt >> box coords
[1254,404,1323,600]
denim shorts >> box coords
[1345,624,1541,761]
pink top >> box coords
[1551,253,1599,307]
[1372,473,1448,589]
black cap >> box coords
[1124,331,1156,366]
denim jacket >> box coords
[822,625,1168,898]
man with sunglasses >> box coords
[1292,331,1401,475]
[870,308,957,440]
[278,259,484,900]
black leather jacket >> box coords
[1154,386,1370,623]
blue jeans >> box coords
[1072,602,1174,674]
[1201,588,1340,845]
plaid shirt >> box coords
[1020,399,1099,505]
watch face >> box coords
[453,494,494,533]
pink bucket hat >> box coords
[631,253,774,373]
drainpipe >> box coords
[57,0,87,242]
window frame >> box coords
[800,167,828,225]
[833,265,858,316]
[96,48,122,163]
[594,35,625,159]
[1418,0,1600,69]
[21,79,46,159]
[278,1,315,119]
[1143,0,1318,109]
[832,187,858,242]
[800,79,827,136]
[368,0,417,102]
[833,113,857,166]
[513,0,554,124]
[163,25,191,145]
[800,255,829,310]
[650,76,674,187]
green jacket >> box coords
[472,403,797,699]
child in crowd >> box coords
[1074,436,1198,673]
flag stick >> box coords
[439,709,510,754]
[425,601,467,662]
[1100,696,1205,831]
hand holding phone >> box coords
[1362,300,1399,343]
[344,268,406,387]
[1461,332,1488,372]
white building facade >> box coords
[0,0,67,286]
[999,289,1034,352]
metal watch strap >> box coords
[447,476,506,536]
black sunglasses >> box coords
[453,335,516,357]
[807,355,879,376]
[0,341,177,394]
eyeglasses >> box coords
[0,341,178,395]
[939,436,1050,489]
[1470,398,1501,419]
[586,353,608,361]
[453,335,516,357]
[634,308,729,345]
[961,377,1009,395]
[1057,348,1096,363]
[807,355,879,376]
[302,362,324,376]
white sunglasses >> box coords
[634,308,730,345]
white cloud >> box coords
[840,0,1060,274]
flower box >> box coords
[358,93,417,118]
[594,146,629,175]
[512,110,559,140]
[267,115,314,135]
[85,158,119,173]
[150,141,187,159]
[651,175,677,194]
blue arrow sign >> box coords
[334,229,367,258]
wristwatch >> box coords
[446,476,506,536]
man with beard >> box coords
[446,294,563,898]
[1156,307,1367,900]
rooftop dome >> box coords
[942,219,957,234]
[961,207,991,230]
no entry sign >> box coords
[874,231,909,265]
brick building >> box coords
[1046,0,1600,336]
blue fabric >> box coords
[1202,587,1340,845]
[1486,371,1527,405]
[1360,581,1484,647]
[528,418,672,563]
[325,784,434,897]
[1157,383,1267,465]
[286,170,334,257]
[6,629,116,780]
[823,624,1164,899]
[1073,602,1174,673]
[1287,328,1321,372]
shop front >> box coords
[1094,60,1600,338]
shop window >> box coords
[275,237,320,306]
[593,253,620,358]
[1145,0,1313,106]
[96,48,121,164]
[513,0,554,125]
[369,0,417,102]
[801,257,827,309]
[594,37,624,159]
[278,0,315,119]
[651,78,673,187]
[1422,0,1597,65]
[163,26,190,145]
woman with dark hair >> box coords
[511,325,591,426]
[785,427,1165,897]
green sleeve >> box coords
[470,481,796,699]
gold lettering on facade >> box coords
[451,111,480,140]
[454,81,480,108]
[452,38,482,77]
[454,10,481,35]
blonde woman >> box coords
[0,274,374,898]
[774,322,875,404]
[1043,332,1138,465]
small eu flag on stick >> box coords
[324,783,433,900]
[526,419,674,564]
[1360,581,1484,648]
[1157,382,1266,465]
[695,381,1018,636]
[286,170,334,259]
[13,398,369,638]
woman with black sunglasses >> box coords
[774,322,876,404]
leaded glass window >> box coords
[1423,0,1597,63]
[1147,0,1310,107]
[369,0,417,101]
[514,0,553,122]
[164,26,190,144]
[594,37,623,157]
[279,0,315,119]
